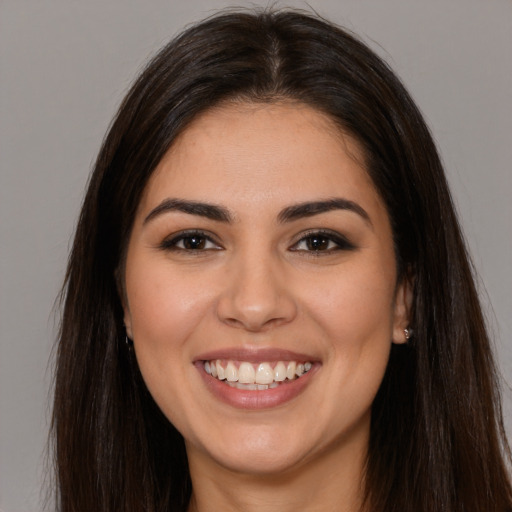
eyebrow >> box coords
[143,197,372,227]
[277,198,372,227]
[143,198,233,224]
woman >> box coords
[52,8,512,512]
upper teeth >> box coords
[204,360,312,385]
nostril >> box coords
[220,313,293,332]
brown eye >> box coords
[305,235,331,251]
[160,231,222,251]
[290,230,356,253]
[182,235,207,250]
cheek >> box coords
[308,265,396,340]
[124,264,217,424]
[304,257,397,387]
[125,259,215,367]
[317,276,395,414]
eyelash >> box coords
[160,229,355,255]
[159,230,222,252]
[290,229,356,254]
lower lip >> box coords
[195,363,317,410]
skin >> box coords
[123,102,411,512]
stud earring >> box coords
[404,328,413,341]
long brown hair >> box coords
[52,8,512,511]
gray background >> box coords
[1,1,511,510]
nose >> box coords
[216,252,298,332]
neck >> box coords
[186,434,368,512]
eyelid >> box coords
[159,229,223,251]
[289,229,356,252]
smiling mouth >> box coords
[203,360,313,390]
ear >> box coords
[123,304,134,340]
[392,274,413,344]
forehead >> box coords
[138,101,381,218]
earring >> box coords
[125,335,133,349]
[404,328,413,341]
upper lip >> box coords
[194,347,319,363]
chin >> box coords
[185,422,314,476]
[208,443,308,476]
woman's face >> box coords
[123,102,410,477]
